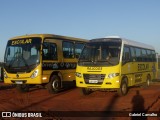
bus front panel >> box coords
[76,65,121,89]
[4,37,42,84]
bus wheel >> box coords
[81,88,92,95]
[146,75,151,87]
[141,75,151,88]
[118,80,128,96]
[16,84,29,92]
[47,75,61,93]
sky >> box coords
[0,0,160,62]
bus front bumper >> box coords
[4,75,42,84]
[76,76,121,89]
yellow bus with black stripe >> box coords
[4,34,87,93]
[76,36,158,96]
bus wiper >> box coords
[21,57,30,69]
[8,56,29,69]
[8,58,15,68]
[8,53,21,68]
[106,60,114,66]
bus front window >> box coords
[78,42,121,66]
[4,38,41,73]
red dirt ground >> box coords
[0,82,160,120]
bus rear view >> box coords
[76,37,123,95]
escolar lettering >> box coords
[138,64,149,71]
[12,39,32,45]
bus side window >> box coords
[147,50,152,61]
[151,50,156,62]
[43,42,57,60]
[142,49,147,62]
[75,43,84,58]
[63,41,74,58]
[130,47,136,62]
[135,48,142,62]
[123,46,130,64]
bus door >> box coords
[62,41,77,82]
[134,48,144,85]
[130,47,137,85]
[42,38,60,83]
[62,41,85,82]
[122,46,135,86]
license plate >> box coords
[89,80,98,83]
[15,81,23,84]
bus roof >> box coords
[91,36,155,50]
[121,37,155,50]
[9,34,88,42]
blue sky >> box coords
[0,0,160,62]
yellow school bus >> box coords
[76,36,158,96]
[4,34,87,93]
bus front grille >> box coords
[83,74,105,84]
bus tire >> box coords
[47,75,61,93]
[146,75,151,87]
[16,84,29,92]
[141,75,151,88]
[81,88,91,95]
[118,80,128,96]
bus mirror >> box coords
[7,48,10,56]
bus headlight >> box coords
[4,71,8,78]
[75,72,82,78]
[108,73,119,78]
[30,69,39,78]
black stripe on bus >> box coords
[121,70,153,76]
[42,62,77,70]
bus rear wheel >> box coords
[118,80,128,96]
[16,84,29,92]
[47,75,61,93]
[141,75,151,88]
[145,75,151,88]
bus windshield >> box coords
[78,41,121,66]
[4,38,41,73]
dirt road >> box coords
[0,82,160,120]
